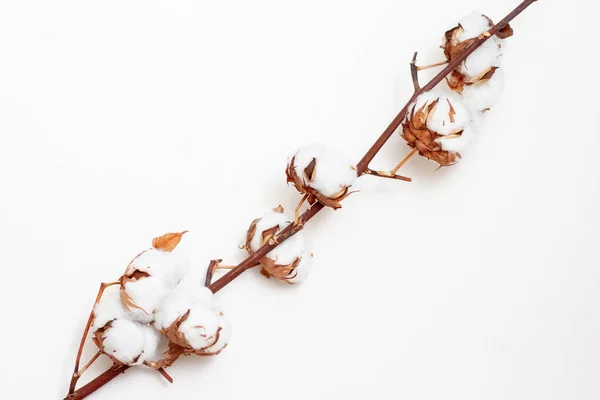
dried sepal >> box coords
[152,231,188,252]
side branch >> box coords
[66,365,129,400]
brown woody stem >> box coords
[410,52,420,91]
[68,281,119,396]
[362,169,412,182]
[66,1,538,398]
[157,368,174,384]
[391,148,418,175]
[417,60,449,71]
[66,365,129,400]
[204,259,223,287]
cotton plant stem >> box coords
[66,1,538,398]
[68,282,119,396]
[211,0,538,294]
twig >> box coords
[362,169,412,182]
[417,60,449,71]
[68,282,119,396]
[66,1,538,398]
[391,148,418,175]
[410,52,420,91]
[66,365,129,400]
[204,259,222,287]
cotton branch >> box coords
[65,1,538,398]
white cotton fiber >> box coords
[121,248,190,323]
[154,278,232,352]
[460,68,505,112]
[435,126,472,153]
[92,296,129,332]
[288,143,357,198]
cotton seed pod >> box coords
[443,12,513,94]
[154,279,231,359]
[244,206,311,284]
[286,143,357,209]
[119,231,190,323]
[91,295,162,367]
[401,92,473,166]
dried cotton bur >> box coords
[66,2,538,398]
[286,143,358,221]
[92,293,162,367]
[442,12,512,115]
[153,278,231,366]
[401,93,473,166]
[244,206,312,283]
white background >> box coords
[1,0,598,399]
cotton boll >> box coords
[154,280,212,331]
[119,232,190,323]
[92,297,129,332]
[249,209,290,252]
[201,310,232,355]
[462,39,500,81]
[100,319,146,365]
[155,278,232,357]
[92,290,163,366]
[401,92,472,166]
[443,12,511,94]
[460,68,505,112]
[286,143,357,209]
[178,305,221,350]
[245,207,310,284]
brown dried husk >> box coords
[285,156,355,210]
[401,98,464,167]
[244,208,302,284]
[443,16,513,93]
[118,231,187,314]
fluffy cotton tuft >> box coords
[120,235,190,323]
[245,207,311,283]
[154,278,231,354]
[92,291,162,366]
[459,68,505,112]
[286,143,357,209]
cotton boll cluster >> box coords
[401,93,473,166]
[91,293,162,366]
[155,278,231,358]
[90,231,232,370]
[286,143,357,209]
[245,206,312,283]
[119,232,190,323]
